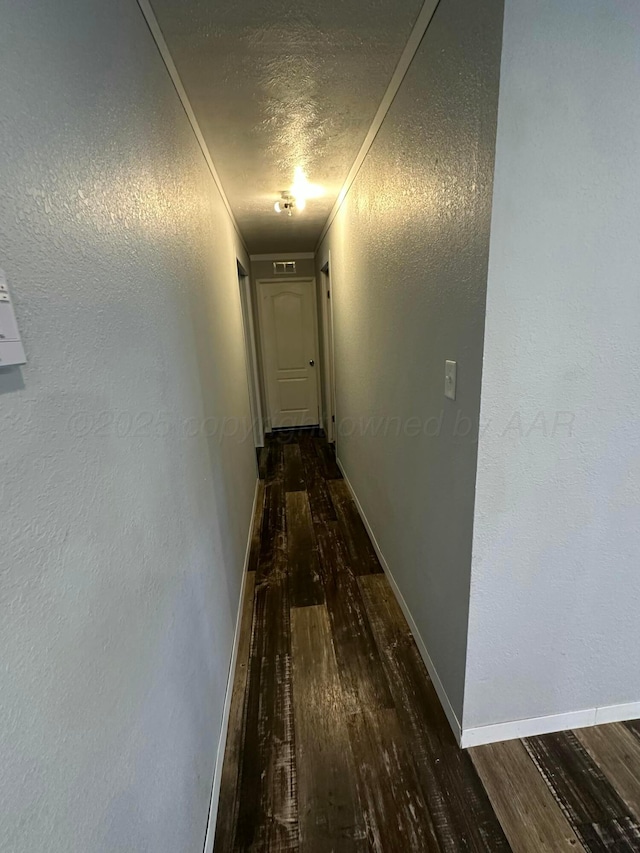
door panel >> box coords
[278,377,308,411]
[274,292,305,368]
[259,279,319,429]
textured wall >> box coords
[465,0,640,729]
[317,0,504,721]
[0,2,256,851]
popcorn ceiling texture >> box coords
[150,0,425,253]
[0,1,256,851]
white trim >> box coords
[203,478,260,853]
[136,0,248,256]
[461,700,640,749]
[316,0,441,250]
[320,254,337,443]
[250,252,315,261]
[335,458,462,745]
[461,710,597,749]
[595,700,640,726]
[238,269,265,447]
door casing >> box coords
[237,263,265,447]
[320,256,337,443]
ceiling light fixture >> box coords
[274,192,295,216]
[273,168,324,216]
[290,166,323,204]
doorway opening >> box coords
[237,261,264,451]
[320,258,337,443]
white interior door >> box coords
[258,278,320,429]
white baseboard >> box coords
[335,458,463,745]
[462,699,640,748]
[594,700,640,726]
[461,699,640,749]
[461,709,597,748]
[203,477,260,853]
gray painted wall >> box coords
[464,0,640,730]
[317,0,504,722]
[0,2,256,851]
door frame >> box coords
[237,261,265,447]
[320,255,337,443]
[256,276,322,432]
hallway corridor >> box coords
[3,2,640,850]
[215,431,640,852]
[214,429,508,851]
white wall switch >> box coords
[0,270,26,367]
[445,359,457,400]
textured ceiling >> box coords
[150,0,425,253]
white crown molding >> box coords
[136,0,249,256]
[250,252,315,261]
[316,0,441,251]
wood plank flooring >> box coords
[215,430,640,852]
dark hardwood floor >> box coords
[215,430,640,852]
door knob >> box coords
[309,359,315,366]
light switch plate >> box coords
[0,269,26,367]
[445,360,457,400]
